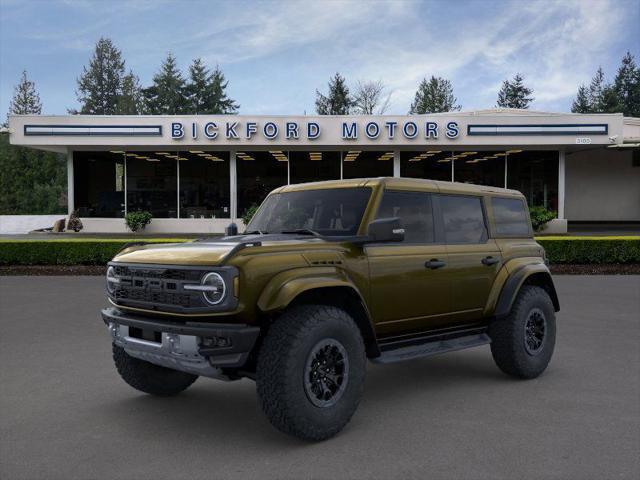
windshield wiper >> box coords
[280,228,322,237]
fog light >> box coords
[201,336,232,348]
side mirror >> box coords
[366,217,404,243]
[225,222,238,236]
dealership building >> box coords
[7,109,640,234]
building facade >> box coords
[8,109,640,233]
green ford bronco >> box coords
[102,177,559,441]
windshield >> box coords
[246,187,372,237]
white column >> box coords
[176,159,180,219]
[558,149,566,220]
[504,153,508,188]
[393,150,401,177]
[340,151,344,179]
[66,149,74,215]
[230,150,237,221]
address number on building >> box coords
[576,137,592,144]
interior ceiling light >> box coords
[155,152,170,155]
[125,153,137,157]
[427,150,442,154]
[437,159,451,163]
[464,151,478,155]
[146,158,160,162]
[506,149,523,154]
[189,150,204,154]
[135,156,148,159]
[495,153,507,156]
[110,150,125,154]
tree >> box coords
[8,70,42,117]
[143,53,188,114]
[116,71,144,115]
[185,59,239,114]
[315,73,353,115]
[75,37,126,114]
[353,80,391,114]
[613,51,640,117]
[409,76,460,114]
[587,67,607,112]
[571,85,591,113]
[496,74,534,109]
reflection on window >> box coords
[237,151,288,217]
[454,151,505,187]
[441,195,487,244]
[376,191,434,243]
[73,151,124,218]
[507,151,558,211]
[343,151,394,179]
[247,188,371,236]
[179,151,230,218]
[492,197,531,236]
[126,153,177,218]
[289,151,340,184]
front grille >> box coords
[108,262,239,315]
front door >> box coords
[439,194,502,324]
[366,190,451,336]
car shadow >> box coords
[102,347,507,447]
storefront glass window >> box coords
[342,150,394,179]
[507,150,558,211]
[401,150,452,181]
[237,150,288,217]
[453,151,505,187]
[289,151,341,184]
[126,152,177,218]
[178,151,230,218]
[73,151,125,218]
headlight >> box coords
[184,272,226,305]
[106,266,118,294]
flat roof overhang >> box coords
[7,112,628,153]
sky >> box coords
[0,0,638,117]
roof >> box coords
[277,177,523,196]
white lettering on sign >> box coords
[576,137,592,144]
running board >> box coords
[372,332,491,364]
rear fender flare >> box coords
[495,263,560,318]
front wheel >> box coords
[256,305,366,441]
[112,344,198,396]
[489,285,556,379]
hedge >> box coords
[0,239,189,265]
[0,237,638,266]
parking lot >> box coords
[1,275,638,480]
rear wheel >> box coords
[112,344,198,396]
[489,285,556,379]
[256,304,366,441]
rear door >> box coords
[439,194,502,325]
[366,190,451,335]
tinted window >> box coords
[247,187,371,236]
[441,195,487,243]
[492,197,531,236]
[376,191,435,243]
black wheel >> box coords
[112,344,198,396]
[256,304,366,441]
[489,285,556,379]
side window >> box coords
[492,197,531,236]
[376,191,435,243]
[440,195,487,244]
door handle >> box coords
[481,256,500,266]
[425,259,446,269]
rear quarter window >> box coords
[492,197,532,237]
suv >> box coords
[102,177,559,441]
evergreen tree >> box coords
[75,37,126,114]
[315,73,353,115]
[613,51,640,117]
[496,73,534,109]
[587,67,607,112]
[409,76,460,114]
[143,53,188,114]
[185,59,239,114]
[8,70,42,116]
[571,85,591,113]
[116,71,144,114]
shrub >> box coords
[537,237,640,264]
[529,206,556,232]
[125,211,153,232]
[66,210,83,232]
[242,204,259,226]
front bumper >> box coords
[101,307,260,378]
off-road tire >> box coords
[256,304,366,441]
[112,344,198,396]
[489,285,556,379]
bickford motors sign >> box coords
[171,119,461,141]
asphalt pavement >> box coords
[0,275,638,480]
